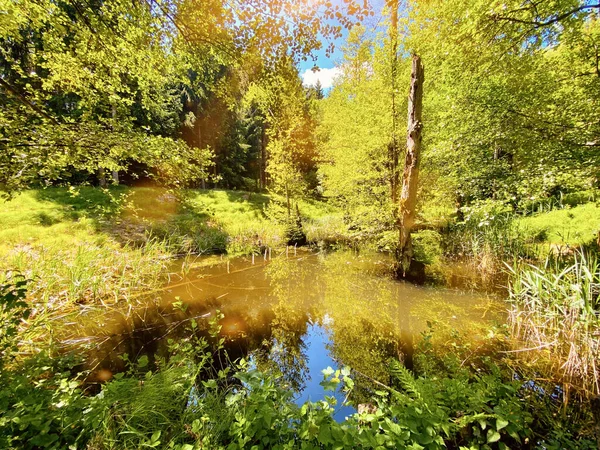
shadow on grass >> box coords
[34,187,230,254]
[34,186,127,222]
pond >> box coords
[67,250,501,420]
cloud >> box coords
[301,67,342,89]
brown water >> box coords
[68,250,501,418]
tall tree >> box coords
[0,0,370,194]
[387,0,400,206]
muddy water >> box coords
[71,250,501,419]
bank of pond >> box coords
[1,249,600,449]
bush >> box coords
[412,230,443,264]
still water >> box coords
[70,250,500,418]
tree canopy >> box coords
[0,0,370,193]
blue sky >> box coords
[299,0,386,88]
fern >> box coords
[389,359,422,401]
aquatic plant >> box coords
[508,252,600,398]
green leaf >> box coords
[487,430,501,443]
[496,418,509,431]
[322,367,335,377]
[138,355,149,368]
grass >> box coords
[508,252,600,398]
[160,189,346,254]
[0,189,118,255]
[0,187,344,255]
[435,201,600,286]
[0,186,346,307]
[516,202,600,246]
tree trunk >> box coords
[387,0,399,206]
[398,55,424,275]
[285,182,291,218]
[111,105,119,184]
[98,168,107,188]
[260,123,267,190]
[197,105,206,189]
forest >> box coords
[1,0,600,448]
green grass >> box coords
[0,185,352,324]
[0,187,346,306]
[516,203,600,245]
[157,189,346,254]
[0,187,344,256]
[0,189,112,254]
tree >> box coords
[318,0,600,259]
[398,55,424,275]
[309,80,325,100]
[0,0,212,191]
[0,0,370,194]
[244,59,319,214]
[401,0,600,213]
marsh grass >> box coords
[440,200,600,285]
[440,215,534,287]
[508,252,600,397]
[1,240,168,309]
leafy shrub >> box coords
[412,230,443,264]
[0,274,29,370]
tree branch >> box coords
[0,78,59,125]
[492,3,600,28]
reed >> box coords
[442,213,533,284]
[1,239,168,309]
[508,252,600,397]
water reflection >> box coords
[63,250,500,408]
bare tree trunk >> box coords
[285,182,291,218]
[398,55,424,275]
[387,0,399,206]
[197,106,206,189]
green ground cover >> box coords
[516,202,600,245]
[0,187,344,257]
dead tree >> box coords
[398,55,424,275]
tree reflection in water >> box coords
[64,250,499,405]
